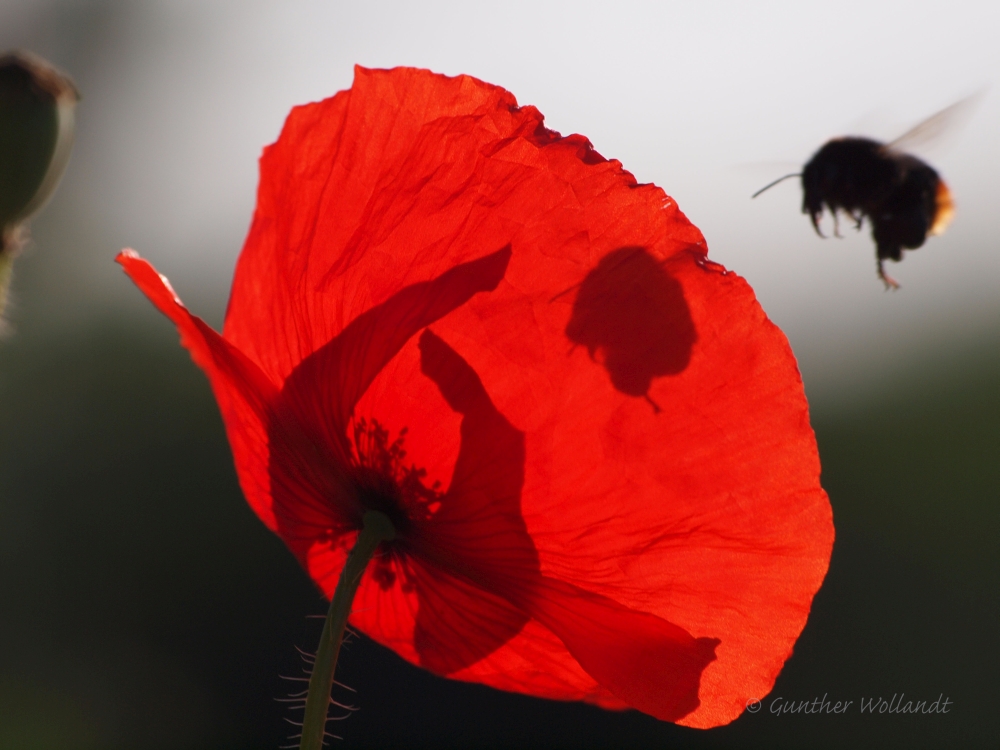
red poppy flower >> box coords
[117,66,833,728]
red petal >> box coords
[410,329,716,721]
[115,250,280,531]
[274,246,510,465]
[268,247,511,557]
[524,577,718,722]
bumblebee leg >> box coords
[877,258,900,290]
[810,211,826,238]
[832,210,842,238]
[851,211,863,231]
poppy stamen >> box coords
[349,417,443,533]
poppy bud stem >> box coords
[299,510,396,750]
[0,249,13,321]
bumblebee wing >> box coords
[885,90,985,153]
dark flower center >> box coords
[349,417,442,537]
[348,417,443,590]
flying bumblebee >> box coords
[752,97,977,289]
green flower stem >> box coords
[300,510,395,750]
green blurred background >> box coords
[2,1,998,748]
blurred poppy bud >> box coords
[0,51,78,255]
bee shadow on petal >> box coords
[564,247,696,410]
